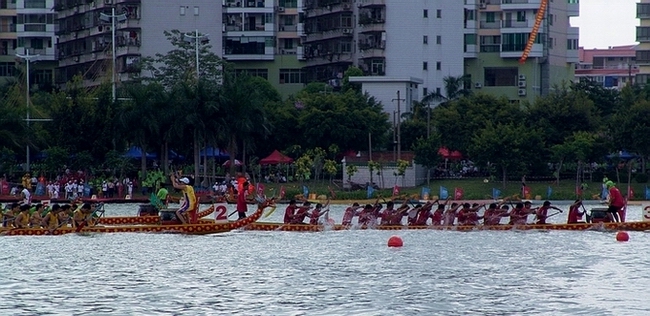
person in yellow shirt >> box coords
[30,203,44,227]
[2,202,19,227]
[14,204,31,228]
[42,204,61,230]
[73,203,94,227]
[171,174,196,224]
[57,204,72,228]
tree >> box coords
[412,133,442,185]
[342,66,363,93]
[323,159,338,183]
[421,75,471,105]
[550,132,595,186]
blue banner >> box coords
[601,186,609,200]
[547,186,552,199]
[646,186,650,200]
[303,185,309,198]
[439,186,449,200]
[421,187,430,199]
[492,188,501,200]
[367,185,374,199]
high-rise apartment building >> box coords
[301,0,464,102]
[0,0,56,86]
[463,0,579,101]
[54,0,221,88]
[222,0,306,97]
[637,0,650,84]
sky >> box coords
[571,0,638,49]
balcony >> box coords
[501,20,529,29]
[500,0,542,10]
[637,27,650,43]
[305,28,352,43]
[638,3,650,19]
[0,24,16,32]
[480,20,500,29]
[357,0,384,8]
[304,52,353,67]
[464,20,477,32]
[567,49,579,63]
[567,0,579,17]
[464,44,478,58]
[223,0,272,8]
[306,2,352,18]
[500,43,542,58]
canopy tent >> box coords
[259,150,294,165]
[199,147,230,159]
[438,147,463,160]
[222,159,242,166]
[607,151,636,160]
[124,146,157,159]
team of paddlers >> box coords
[283,198,598,227]
[1,200,101,232]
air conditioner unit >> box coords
[518,80,526,88]
[74,56,80,62]
[479,3,487,9]
[277,6,285,12]
[518,74,526,80]
[518,89,527,96]
[474,82,482,89]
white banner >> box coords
[214,203,229,223]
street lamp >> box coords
[15,49,40,172]
[100,7,127,102]
[183,29,209,78]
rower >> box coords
[58,204,72,227]
[358,204,375,227]
[29,203,44,227]
[430,204,445,226]
[170,174,197,224]
[567,200,585,224]
[14,204,31,228]
[309,199,330,225]
[341,203,362,226]
[379,201,395,226]
[443,203,460,226]
[389,200,410,225]
[2,202,19,227]
[292,201,311,224]
[605,181,624,222]
[535,201,562,224]
[414,200,437,225]
[42,204,61,230]
[464,203,484,226]
[283,199,298,224]
[73,203,94,227]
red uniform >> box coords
[236,190,247,212]
[283,205,297,224]
[309,209,321,225]
[535,206,549,224]
[510,208,528,225]
[379,208,393,225]
[457,209,468,225]
[567,205,583,224]
[430,209,443,226]
[483,208,501,225]
[292,206,309,224]
[415,207,431,225]
[609,187,625,208]
[465,211,479,225]
[389,209,405,225]
[341,207,357,225]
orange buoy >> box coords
[616,231,629,242]
[387,235,403,248]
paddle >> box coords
[75,203,104,233]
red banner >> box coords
[256,183,265,197]
[393,185,400,196]
[454,187,464,200]
[0,181,7,195]
[279,186,286,199]
[523,186,531,199]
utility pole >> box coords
[100,8,127,102]
[184,29,209,79]
[392,90,405,161]
[16,49,41,172]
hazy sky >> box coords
[571,0,638,49]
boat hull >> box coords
[97,206,216,226]
[243,221,650,232]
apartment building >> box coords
[0,0,56,86]
[463,0,579,102]
[301,0,464,103]
[576,45,638,89]
[54,0,221,87]
[637,0,650,85]
[222,0,306,97]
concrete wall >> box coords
[232,55,306,98]
[342,160,427,189]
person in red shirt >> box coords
[389,200,410,225]
[414,200,437,225]
[430,204,444,226]
[567,200,585,224]
[341,203,362,226]
[283,199,298,224]
[606,181,624,222]
[309,199,330,225]
[509,202,533,225]
[443,202,461,226]
[236,181,249,220]
[535,201,563,224]
[379,201,394,225]
[292,201,311,224]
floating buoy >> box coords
[387,235,403,248]
[616,231,629,242]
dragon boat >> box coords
[0,201,272,236]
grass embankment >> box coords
[258,179,646,201]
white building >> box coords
[348,76,422,118]
[302,0,464,100]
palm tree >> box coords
[421,75,472,106]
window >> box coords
[423,87,427,96]
[423,35,428,44]
[180,6,186,15]
[0,62,15,77]
[279,69,303,84]
[501,33,528,52]
[636,50,650,63]
[279,0,298,8]
[423,62,428,70]
[436,61,441,70]
[567,39,578,50]
[436,87,441,95]
[484,67,518,86]
[436,35,441,44]
[194,6,199,16]
[235,68,268,79]
[371,59,384,75]
[24,0,45,8]
[423,9,428,18]
[516,11,525,22]
[548,37,554,49]
[549,14,553,25]
[485,12,495,23]
[480,35,500,52]
[436,9,441,18]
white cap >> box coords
[179,177,190,184]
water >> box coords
[1,202,649,315]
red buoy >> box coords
[387,235,403,247]
[616,231,629,242]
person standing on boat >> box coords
[535,201,562,224]
[171,174,196,224]
[236,181,250,220]
[605,181,623,222]
[283,199,298,224]
[567,200,585,224]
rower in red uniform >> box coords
[443,203,461,226]
[464,203,484,226]
[389,200,410,225]
[379,201,395,225]
[430,204,444,226]
[341,203,362,226]
[567,200,585,224]
[509,202,535,225]
[283,199,298,224]
[414,200,437,225]
[309,199,330,225]
[407,204,422,226]
[535,201,562,224]
[292,201,311,224]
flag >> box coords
[439,186,449,200]
[421,187,430,199]
[575,186,582,196]
[492,188,501,200]
[393,185,400,196]
[628,186,635,199]
[279,186,286,199]
[646,186,650,200]
[523,186,531,199]
[303,185,309,198]
[547,186,552,199]
[454,187,464,200]
[367,185,374,199]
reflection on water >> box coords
[0,202,648,315]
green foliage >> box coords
[42,147,68,175]
[635,173,649,184]
[295,154,313,181]
[323,159,338,181]
[345,164,358,181]
[396,159,409,177]
[342,66,363,93]
[412,134,442,169]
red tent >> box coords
[438,147,463,160]
[259,150,294,165]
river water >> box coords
[1,202,649,315]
